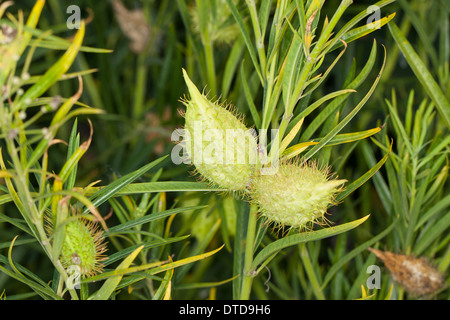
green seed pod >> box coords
[181,69,257,192]
[250,159,346,230]
[59,217,107,278]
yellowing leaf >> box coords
[88,245,143,300]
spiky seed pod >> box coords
[250,159,346,230]
[59,217,107,278]
[368,248,444,297]
[181,69,257,192]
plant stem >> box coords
[246,0,266,75]
[278,0,353,143]
[132,52,147,120]
[196,0,217,96]
[298,243,325,300]
[240,211,258,300]
[4,137,79,300]
[203,39,217,96]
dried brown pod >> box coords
[112,0,151,54]
[368,247,444,297]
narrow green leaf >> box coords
[103,236,190,267]
[279,117,304,156]
[397,0,439,69]
[287,89,356,135]
[416,193,450,231]
[176,275,238,290]
[87,156,168,211]
[0,212,32,235]
[146,245,224,276]
[282,141,317,159]
[301,39,378,141]
[152,265,174,300]
[322,218,398,289]
[222,38,245,97]
[327,0,395,54]
[251,215,370,271]
[18,0,45,55]
[311,126,383,147]
[85,181,224,197]
[88,245,143,300]
[299,243,325,300]
[240,62,262,128]
[336,140,392,203]
[233,200,250,299]
[414,211,450,255]
[104,206,207,235]
[225,0,263,84]
[28,39,112,53]
[388,22,450,129]
[303,43,386,161]
[259,0,272,36]
[329,13,396,52]
[65,119,80,191]
[15,21,86,112]
[86,246,224,285]
[282,32,304,112]
[0,250,61,300]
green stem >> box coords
[240,211,258,300]
[4,137,79,300]
[246,0,266,75]
[196,0,217,96]
[203,39,217,96]
[132,52,148,120]
[279,0,353,143]
[298,243,325,300]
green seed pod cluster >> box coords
[180,69,346,230]
[59,217,107,278]
[250,160,346,230]
[181,69,257,192]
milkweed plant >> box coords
[174,0,395,300]
[0,0,448,300]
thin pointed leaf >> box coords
[15,21,86,112]
[415,193,450,231]
[279,117,304,156]
[251,215,370,271]
[388,22,450,129]
[329,13,396,52]
[303,43,386,161]
[87,156,168,211]
[226,0,263,84]
[104,206,207,235]
[146,245,224,276]
[322,218,398,289]
[240,62,262,128]
[414,211,450,255]
[88,245,143,300]
[311,125,384,147]
[336,140,392,203]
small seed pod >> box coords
[368,248,444,297]
[59,217,107,278]
[250,159,346,230]
[181,69,257,192]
